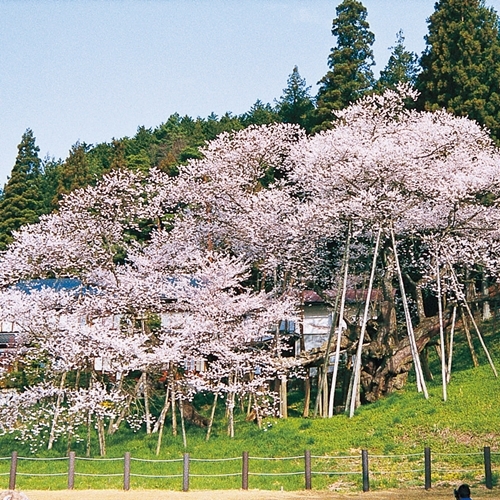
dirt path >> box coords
[10,489,499,500]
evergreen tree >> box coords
[377,30,420,91]
[40,156,62,214]
[0,129,43,249]
[417,0,500,139]
[56,141,92,204]
[275,66,315,132]
[314,0,375,131]
[239,100,280,127]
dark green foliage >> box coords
[275,66,315,132]
[39,156,62,214]
[314,0,375,132]
[377,30,420,91]
[0,129,43,250]
[417,0,500,139]
[239,100,281,127]
[55,141,93,205]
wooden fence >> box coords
[2,446,497,492]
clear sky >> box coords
[1,0,500,185]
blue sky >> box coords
[1,0,500,185]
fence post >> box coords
[68,451,76,490]
[361,449,369,492]
[9,451,17,490]
[124,452,131,491]
[304,449,312,490]
[484,446,492,490]
[424,447,431,490]
[183,453,190,492]
[242,451,249,490]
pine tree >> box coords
[314,0,375,132]
[0,129,43,249]
[417,0,500,139]
[275,66,314,132]
[377,30,420,91]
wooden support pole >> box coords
[361,449,369,492]
[123,452,131,491]
[424,447,431,490]
[242,451,249,490]
[446,306,457,383]
[484,446,492,490]
[349,228,382,418]
[329,221,351,417]
[435,258,447,401]
[68,451,76,490]
[391,226,428,398]
[9,451,17,490]
[448,263,498,377]
[182,453,190,492]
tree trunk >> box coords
[302,370,310,418]
[48,371,67,450]
[355,314,451,403]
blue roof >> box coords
[14,278,86,294]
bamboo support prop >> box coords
[48,371,67,450]
[391,225,428,399]
[206,388,219,441]
[446,306,457,384]
[314,223,351,417]
[179,393,187,448]
[328,221,351,417]
[447,262,498,378]
[349,227,382,418]
[435,256,447,401]
[313,267,343,417]
[155,386,171,455]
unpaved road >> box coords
[10,489,499,500]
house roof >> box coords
[303,289,383,304]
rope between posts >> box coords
[370,453,423,459]
[0,458,10,461]
[189,473,242,477]
[311,455,358,460]
[130,473,183,478]
[75,457,123,462]
[131,457,183,463]
[311,471,361,476]
[17,456,68,461]
[190,457,241,462]
[16,472,67,477]
[433,452,482,457]
[74,472,123,477]
[248,471,303,476]
[249,456,303,461]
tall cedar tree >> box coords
[275,66,315,132]
[314,0,375,132]
[0,129,43,250]
[417,0,500,139]
[377,30,420,91]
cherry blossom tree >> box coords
[1,84,500,444]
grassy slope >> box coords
[1,317,500,492]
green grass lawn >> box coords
[1,316,500,493]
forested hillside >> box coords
[2,0,500,250]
